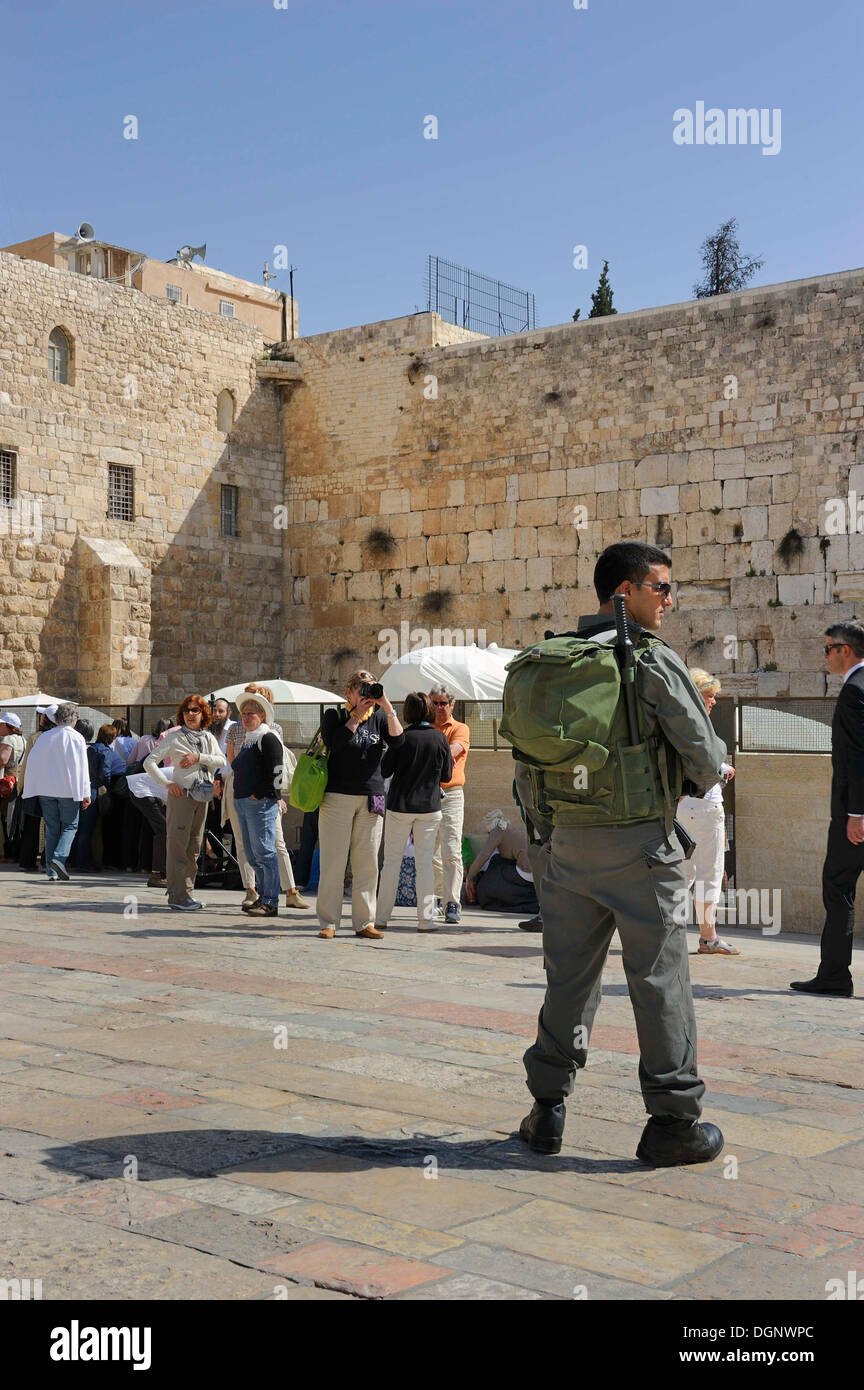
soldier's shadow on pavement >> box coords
[40,1128,645,1180]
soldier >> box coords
[502,542,728,1165]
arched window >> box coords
[47,327,71,385]
[216,388,235,433]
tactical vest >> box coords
[499,630,683,831]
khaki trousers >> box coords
[523,818,705,1124]
[376,809,442,927]
[165,791,208,904]
[317,791,383,930]
[433,786,464,905]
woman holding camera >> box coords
[316,669,403,940]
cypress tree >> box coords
[588,261,617,317]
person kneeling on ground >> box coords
[464,809,539,917]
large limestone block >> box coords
[640,485,679,516]
[778,573,816,605]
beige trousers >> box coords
[317,791,383,930]
[377,809,442,928]
[165,791,208,904]
[433,786,465,905]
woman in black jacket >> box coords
[375,691,452,932]
[231,692,284,918]
[316,669,403,940]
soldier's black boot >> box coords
[519,1100,566,1155]
[636,1117,724,1167]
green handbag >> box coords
[288,727,330,812]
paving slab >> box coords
[1,869,861,1301]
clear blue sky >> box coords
[2,0,861,336]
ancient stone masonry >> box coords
[277,274,864,695]
[0,250,284,702]
[2,249,864,703]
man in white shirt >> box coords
[21,702,90,881]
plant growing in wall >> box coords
[365,526,397,558]
[406,357,429,384]
[420,589,453,616]
[776,528,805,569]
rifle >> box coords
[612,592,695,856]
[612,593,640,747]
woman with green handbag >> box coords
[314,670,403,941]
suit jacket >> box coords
[830,667,864,818]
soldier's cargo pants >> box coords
[523,818,705,1124]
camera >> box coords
[359,681,384,700]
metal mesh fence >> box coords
[739,699,833,753]
[426,255,536,336]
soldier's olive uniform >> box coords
[517,615,727,1123]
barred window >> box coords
[47,327,71,384]
[108,463,134,521]
[0,449,16,505]
[221,484,239,537]
[219,300,235,319]
[166,284,182,302]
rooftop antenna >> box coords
[263,261,277,286]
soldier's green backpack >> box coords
[499,631,682,830]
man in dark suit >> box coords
[791,621,864,998]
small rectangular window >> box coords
[219,300,235,319]
[0,449,16,506]
[166,284,182,302]
[108,463,134,521]
[221,484,239,537]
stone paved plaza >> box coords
[1,867,862,1302]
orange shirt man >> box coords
[430,689,470,922]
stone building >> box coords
[2,245,863,928]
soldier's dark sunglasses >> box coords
[633,581,674,598]
[824,643,847,655]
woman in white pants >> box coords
[375,692,453,932]
[224,684,308,912]
[676,668,739,955]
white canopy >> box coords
[0,692,68,706]
[380,644,519,702]
[210,679,342,705]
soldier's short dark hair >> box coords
[825,621,864,657]
[594,543,672,603]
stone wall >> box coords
[278,273,864,698]
[0,250,285,702]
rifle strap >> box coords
[656,737,675,836]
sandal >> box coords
[698,936,740,955]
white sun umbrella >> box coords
[1,692,68,706]
[210,678,343,748]
[209,679,342,704]
[380,644,520,705]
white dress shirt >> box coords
[21,725,90,802]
